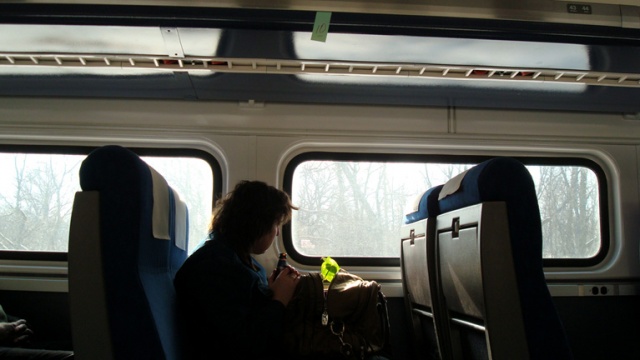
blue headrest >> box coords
[438,157,536,214]
[437,157,541,273]
[403,185,443,224]
[436,157,542,278]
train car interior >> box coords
[0,0,639,359]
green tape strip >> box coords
[311,11,332,42]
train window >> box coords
[284,153,606,267]
[0,147,218,260]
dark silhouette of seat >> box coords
[68,145,189,360]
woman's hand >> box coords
[0,319,33,345]
[269,266,301,307]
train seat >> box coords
[68,145,189,360]
[431,157,573,359]
[400,185,449,359]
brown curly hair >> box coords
[209,180,298,254]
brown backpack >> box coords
[282,270,390,360]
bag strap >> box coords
[377,290,391,352]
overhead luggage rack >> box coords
[2,53,640,89]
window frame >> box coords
[283,152,609,268]
[0,144,221,262]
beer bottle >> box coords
[274,252,287,277]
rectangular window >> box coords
[286,154,605,266]
[0,147,217,258]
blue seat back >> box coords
[431,157,573,360]
[69,145,188,360]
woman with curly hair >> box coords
[174,180,300,359]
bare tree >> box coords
[0,155,81,252]
[537,166,599,258]
[293,161,425,257]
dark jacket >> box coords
[174,235,285,359]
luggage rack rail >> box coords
[2,53,640,89]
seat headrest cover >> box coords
[172,188,188,251]
[403,185,444,224]
[438,168,470,200]
[149,166,171,241]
